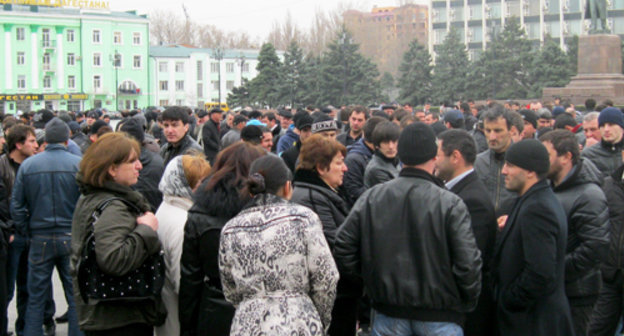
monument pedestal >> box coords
[543,34,624,105]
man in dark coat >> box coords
[159,107,203,166]
[581,107,624,178]
[200,108,223,163]
[435,129,497,336]
[493,139,574,336]
[540,130,609,336]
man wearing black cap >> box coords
[280,113,313,173]
[335,123,482,335]
[493,139,574,336]
[276,110,308,155]
[519,109,538,139]
[581,107,624,178]
[200,108,223,163]
[220,115,248,150]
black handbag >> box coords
[76,197,165,304]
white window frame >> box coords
[92,29,101,44]
[159,61,168,72]
[93,53,101,67]
[68,75,76,89]
[113,31,122,45]
[175,62,184,73]
[16,27,25,41]
[132,32,141,45]
[67,29,75,42]
[226,80,234,90]
[43,76,52,89]
[67,53,75,66]
[17,75,26,89]
[113,54,122,68]
[197,83,203,98]
[175,80,184,91]
[133,55,141,69]
[93,75,101,89]
[226,63,235,73]
[17,52,25,65]
[159,80,168,91]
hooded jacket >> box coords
[179,175,248,336]
[276,125,299,154]
[133,147,165,211]
[551,159,609,300]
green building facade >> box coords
[0,4,149,114]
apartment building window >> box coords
[175,80,184,91]
[16,27,25,41]
[159,62,168,72]
[68,75,76,89]
[17,76,26,89]
[113,31,122,44]
[42,29,51,47]
[211,62,219,73]
[197,83,203,98]
[133,55,141,69]
[67,53,75,66]
[42,53,51,70]
[175,62,184,73]
[242,63,249,72]
[93,30,101,43]
[93,75,101,89]
[113,54,122,68]
[133,32,141,45]
[67,29,75,42]
[197,61,203,80]
[17,52,25,65]
[159,81,168,91]
[93,53,101,67]
[159,100,168,106]
[43,76,51,89]
[211,81,219,90]
[226,80,234,90]
[226,63,234,73]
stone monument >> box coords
[542,7,624,105]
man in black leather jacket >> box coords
[540,130,609,336]
[335,123,482,335]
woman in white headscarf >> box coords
[154,155,210,336]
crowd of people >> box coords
[0,97,621,336]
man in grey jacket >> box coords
[581,107,624,178]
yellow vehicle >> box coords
[204,102,229,112]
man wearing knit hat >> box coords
[581,106,624,178]
[493,139,573,336]
[311,114,339,139]
[335,123,482,335]
[11,118,82,336]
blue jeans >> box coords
[23,234,82,336]
[6,234,55,335]
[371,310,463,336]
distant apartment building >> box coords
[0,3,149,114]
[344,4,429,77]
[430,0,624,60]
[149,45,262,108]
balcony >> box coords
[42,63,55,73]
[42,39,56,50]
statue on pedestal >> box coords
[585,0,610,34]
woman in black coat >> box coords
[178,142,265,336]
[291,134,362,336]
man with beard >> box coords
[493,140,574,336]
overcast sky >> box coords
[113,0,428,41]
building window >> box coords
[176,99,184,106]
[242,63,249,72]
[67,53,75,66]
[16,27,25,41]
[159,80,168,91]
[197,83,203,98]
[159,62,168,72]
[67,29,75,42]
[211,62,219,73]
[42,53,51,70]
[175,80,184,91]
[17,52,25,65]
[133,32,141,45]
[211,81,219,90]
[226,80,234,90]
[226,63,234,73]
[43,76,51,89]
[175,62,184,73]
[133,55,141,69]
[113,31,122,44]
[67,100,81,111]
[42,28,51,47]
[93,75,101,89]
[159,100,168,106]
[93,53,101,67]
[197,61,203,80]
[113,54,122,68]
[93,30,101,43]
[17,75,26,89]
[68,75,76,89]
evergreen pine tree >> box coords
[432,27,470,103]
[529,36,573,97]
[249,43,282,107]
[397,39,433,106]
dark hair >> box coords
[482,105,513,130]
[372,121,400,147]
[391,109,408,122]
[460,102,470,113]
[298,134,346,171]
[247,155,292,195]
[400,115,417,129]
[603,99,614,107]
[248,110,263,120]
[233,115,248,125]
[264,112,277,122]
[350,105,370,119]
[539,129,580,165]
[363,116,387,141]
[80,132,140,187]
[162,106,189,124]
[585,98,597,111]
[7,124,35,153]
[553,114,577,129]
[508,111,524,133]
[372,111,390,120]
[446,116,465,129]
[429,111,440,120]
[203,142,266,196]
[438,129,477,165]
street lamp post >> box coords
[238,53,246,85]
[111,50,121,111]
[212,47,224,103]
